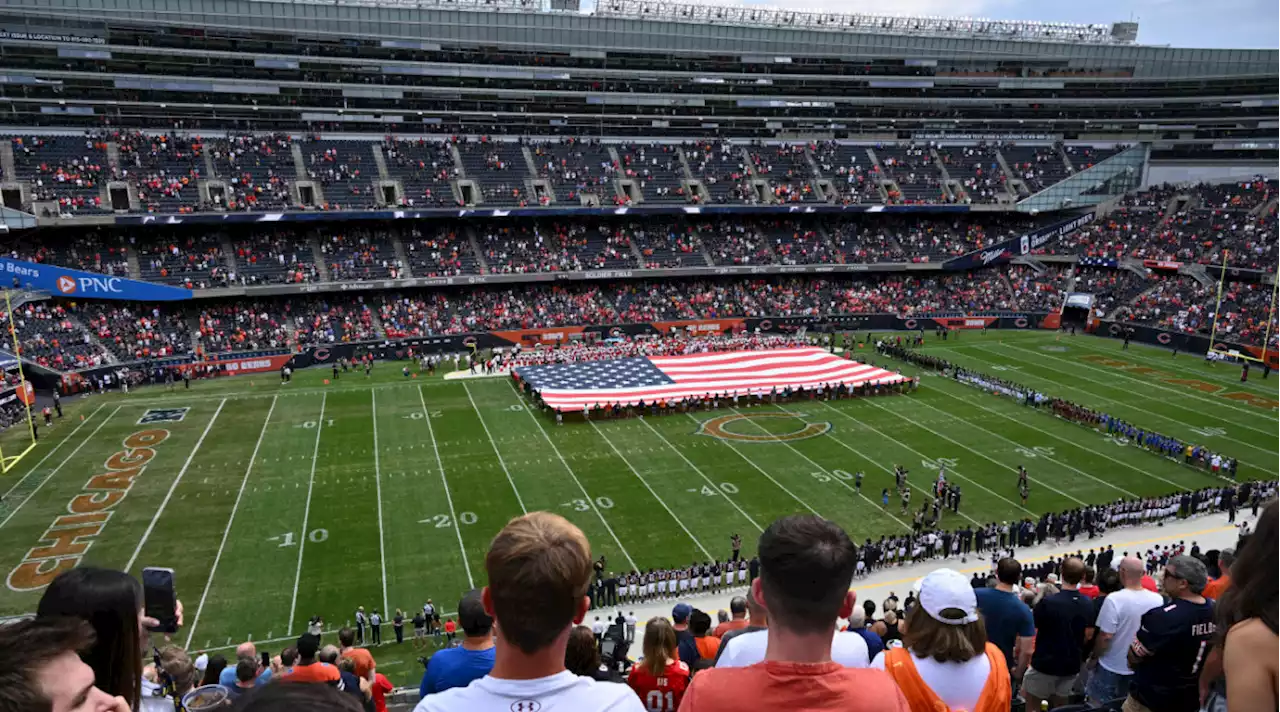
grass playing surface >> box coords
[0,330,1274,685]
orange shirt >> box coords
[280,661,341,684]
[341,647,376,680]
[1204,574,1231,600]
[679,661,910,712]
[712,619,749,638]
[694,635,721,660]
[881,643,1011,712]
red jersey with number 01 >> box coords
[627,658,691,712]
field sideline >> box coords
[0,330,1273,685]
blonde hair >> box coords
[485,512,592,654]
[901,603,987,664]
[641,617,678,677]
[158,645,196,696]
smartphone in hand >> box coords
[142,567,178,634]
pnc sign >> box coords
[697,412,831,443]
[0,258,193,301]
[56,276,76,294]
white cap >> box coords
[1046,573,1059,584]
[194,653,209,672]
[919,568,979,626]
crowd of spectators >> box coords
[208,134,295,211]
[194,302,293,354]
[82,302,192,362]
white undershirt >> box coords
[871,648,991,710]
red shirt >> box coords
[1078,584,1100,599]
[679,661,910,712]
[371,673,393,712]
[712,619,750,638]
[627,658,690,712]
[445,620,457,634]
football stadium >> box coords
[0,0,1275,709]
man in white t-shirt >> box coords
[1085,556,1162,706]
[715,627,870,668]
[414,512,644,712]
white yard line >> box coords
[184,395,278,649]
[637,417,763,532]
[827,400,1036,517]
[505,381,639,572]
[0,405,122,530]
[589,420,713,559]
[288,393,327,635]
[808,401,983,527]
[417,385,474,589]
[1,402,107,501]
[860,399,1059,512]
[126,399,228,572]
[371,391,390,616]
[462,383,528,513]
[682,412,823,518]
[727,407,914,532]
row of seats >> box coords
[5,136,1146,213]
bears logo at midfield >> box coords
[697,412,831,443]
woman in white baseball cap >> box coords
[871,568,1011,712]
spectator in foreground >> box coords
[1208,499,1277,712]
[235,681,362,711]
[713,592,767,666]
[1023,557,1094,710]
[1126,555,1215,712]
[420,589,495,697]
[220,642,272,687]
[973,558,1034,680]
[712,597,749,638]
[671,603,700,666]
[1086,556,1162,706]
[35,567,150,709]
[226,658,260,701]
[413,512,644,712]
[1203,547,1234,601]
[845,608,884,661]
[690,609,720,662]
[280,633,341,685]
[627,617,690,710]
[339,626,376,681]
[0,616,131,712]
[681,514,909,711]
[565,625,611,681]
[872,568,1011,711]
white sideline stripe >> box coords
[418,384,474,589]
[506,380,640,573]
[0,402,107,502]
[462,383,528,513]
[589,420,713,560]
[371,390,389,617]
[184,395,278,649]
[0,405,121,531]
[682,412,823,518]
[126,399,228,572]
[637,416,763,532]
[1,402,107,501]
[288,393,327,635]
[860,399,1041,515]
[729,406,914,532]
[810,401,984,527]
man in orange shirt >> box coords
[1202,548,1233,600]
[691,610,720,661]
[280,633,341,686]
[339,627,376,682]
[712,597,750,639]
[678,515,910,712]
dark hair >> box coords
[458,588,494,637]
[296,633,321,660]
[689,609,712,636]
[280,647,298,667]
[0,616,96,712]
[729,596,748,616]
[564,626,601,677]
[235,680,363,711]
[1096,568,1122,595]
[201,653,227,687]
[338,627,356,647]
[758,515,855,635]
[236,657,258,684]
[35,567,143,708]
[1217,500,1278,640]
[995,558,1022,586]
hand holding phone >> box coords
[142,568,178,634]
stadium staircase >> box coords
[1251,196,1277,217]
[929,147,961,203]
[390,230,414,278]
[675,148,710,204]
[371,144,390,180]
[367,308,387,340]
[203,149,217,180]
[1059,145,1076,174]
[465,226,489,274]
[626,236,646,265]
[864,148,897,204]
[125,248,142,279]
[1182,263,1217,288]
[1010,255,1049,275]
[801,146,837,203]
[309,234,331,282]
[68,312,118,366]
[221,235,237,274]
[994,149,1031,199]
[0,141,14,178]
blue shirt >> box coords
[420,646,496,697]
[218,666,272,688]
[975,587,1035,668]
[847,626,884,661]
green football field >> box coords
[0,330,1274,685]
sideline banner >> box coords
[0,258,193,301]
[943,212,1095,271]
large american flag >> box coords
[514,347,908,412]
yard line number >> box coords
[1013,446,1056,459]
[270,529,328,547]
[810,469,855,483]
[695,482,740,496]
[296,420,335,429]
[568,497,615,511]
[420,512,478,528]
[921,458,959,470]
[403,411,443,420]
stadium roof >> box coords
[252,0,1137,45]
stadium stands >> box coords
[381,138,459,207]
[208,135,295,211]
[875,144,946,204]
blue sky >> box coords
[684,0,1280,48]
